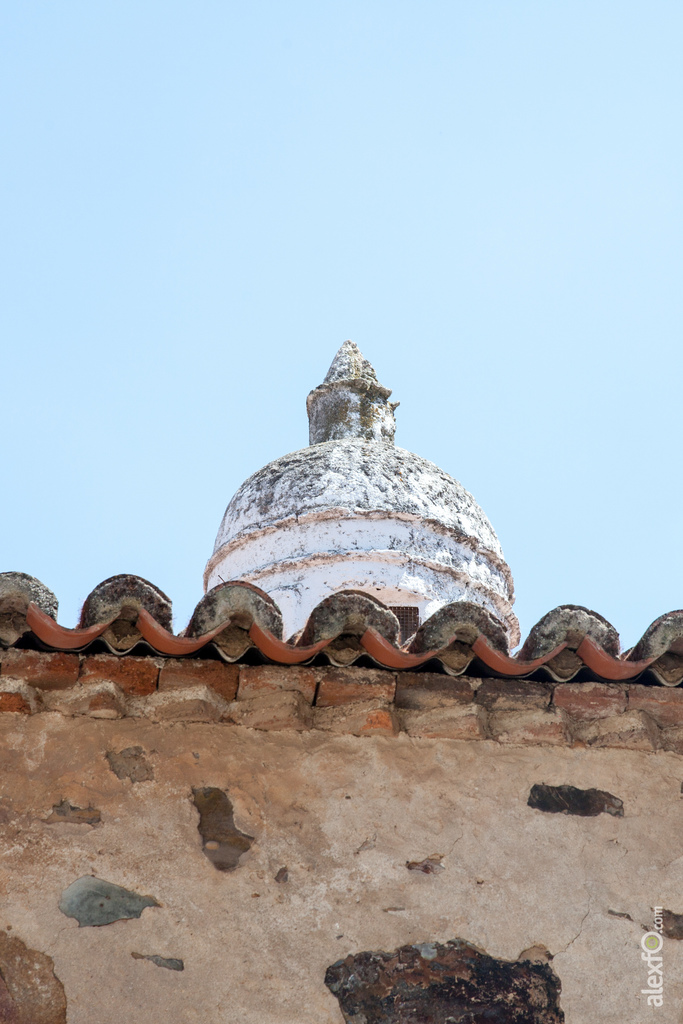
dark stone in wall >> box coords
[406,855,444,874]
[192,787,254,871]
[106,746,154,783]
[528,784,623,817]
[607,909,633,921]
[325,938,564,1023]
[46,799,101,825]
[131,952,184,971]
[0,929,67,1024]
[59,876,159,927]
[661,909,683,939]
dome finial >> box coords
[307,341,398,445]
[323,340,379,385]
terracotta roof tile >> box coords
[2,572,682,685]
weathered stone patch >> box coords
[106,745,154,783]
[131,952,184,971]
[192,787,254,871]
[325,938,564,1023]
[406,854,444,874]
[59,876,159,927]
[661,909,683,939]
[0,929,67,1024]
[528,784,624,817]
[46,799,101,825]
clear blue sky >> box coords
[2,2,681,650]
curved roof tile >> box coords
[3,573,681,685]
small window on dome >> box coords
[389,606,420,645]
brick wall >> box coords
[2,649,682,753]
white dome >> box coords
[205,342,518,644]
[212,440,505,561]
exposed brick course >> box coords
[230,690,314,732]
[80,654,159,696]
[0,691,32,713]
[0,678,38,714]
[238,665,316,703]
[476,678,550,711]
[159,658,239,701]
[660,726,683,755]
[628,684,683,727]
[553,682,627,721]
[1,650,79,690]
[139,686,228,723]
[399,703,486,740]
[315,699,399,736]
[316,667,395,707]
[85,688,127,719]
[488,708,570,746]
[1,648,682,753]
[574,710,659,751]
[394,672,473,710]
[43,681,127,720]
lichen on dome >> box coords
[212,439,505,562]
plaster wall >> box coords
[1,713,681,1023]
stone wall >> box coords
[1,657,682,1021]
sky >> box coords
[1,2,681,650]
